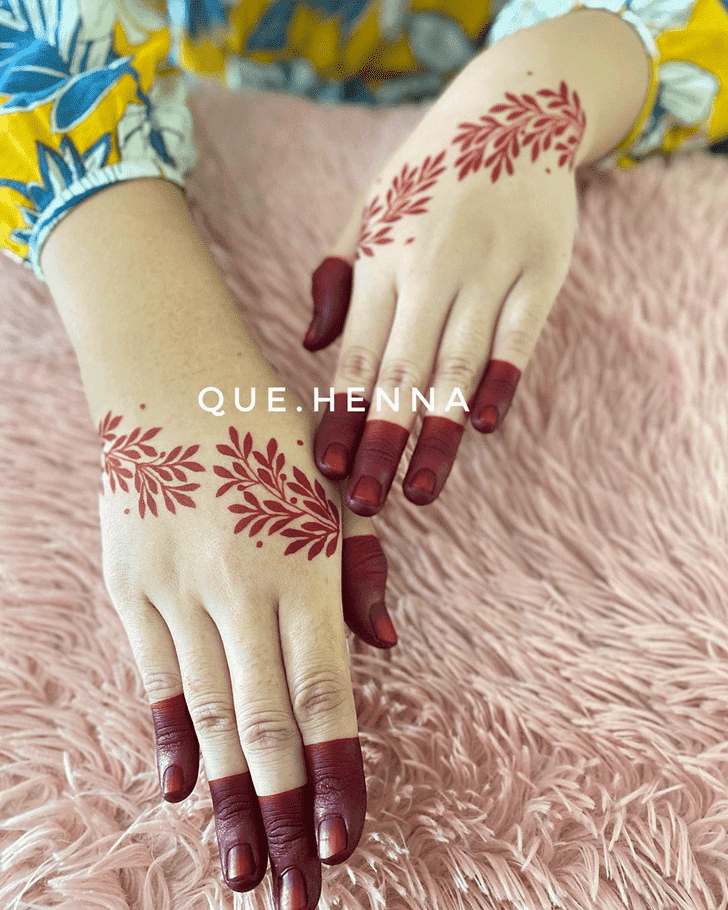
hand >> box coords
[303,65,582,515]
[97,387,393,910]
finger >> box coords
[114,596,200,803]
[345,274,458,516]
[160,603,268,893]
[313,268,397,481]
[211,592,324,910]
[304,184,371,351]
[471,270,556,433]
[402,271,524,505]
[279,581,366,871]
[340,500,397,649]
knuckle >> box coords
[418,426,458,460]
[212,788,257,823]
[188,696,238,738]
[338,345,380,386]
[238,710,298,753]
[142,668,183,704]
[291,672,350,723]
[265,815,308,849]
[378,357,421,393]
[435,354,479,392]
[499,326,535,362]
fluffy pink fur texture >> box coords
[2,81,728,910]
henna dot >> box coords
[124,508,130,514]
[280,473,286,481]
[256,541,263,548]
[159,452,166,457]
[139,403,146,409]
[546,168,551,174]
[405,237,415,245]
[290,497,297,504]
[297,439,304,446]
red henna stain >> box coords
[139,403,146,409]
[304,737,366,865]
[256,541,262,548]
[124,508,130,514]
[354,150,447,261]
[258,784,319,909]
[214,428,339,560]
[345,421,410,517]
[342,535,395,648]
[405,237,415,244]
[208,771,268,891]
[297,439,304,446]
[149,693,199,803]
[97,412,205,518]
[314,392,369,481]
[452,80,586,182]
[471,359,523,433]
[304,257,353,351]
[403,416,465,506]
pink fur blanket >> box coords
[2,81,728,910]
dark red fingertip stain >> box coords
[304,737,367,866]
[470,359,522,434]
[345,420,409,516]
[150,693,200,803]
[403,415,465,506]
[258,784,320,910]
[314,392,370,480]
[209,772,269,892]
[342,534,397,648]
[304,257,353,351]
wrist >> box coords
[441,8,652,169]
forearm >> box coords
[40,178,274,425]
[439,7,652,169]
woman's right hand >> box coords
[96,386,392,910]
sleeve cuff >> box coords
[28,161,192,283]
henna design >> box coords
[452,80,586,182]
[214,427,339,560]
[98,411,205,518]
[354,150,447,260]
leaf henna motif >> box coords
[214,427,340,561]
[354,150,447,260]
[452,81,586,182]
[97,411,205,518]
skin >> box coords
[36,10,650,908]
[41,179,394,910]
[304,9,652,517]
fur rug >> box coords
[2,80,728,910]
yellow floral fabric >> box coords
[0,0,726,282]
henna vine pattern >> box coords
[98,411,205,518]
[214,427,340,560]
[355,150,447,260]
[452,80,586,182]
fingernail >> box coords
[409,468,435,495]
[476,405,499,432]
[370,602,398,645]
[303,318,321,348]
[162,764,184,800]
[318,814,347,861]
[351,475,381,508]
[227,843,254,882]
[322,442,348,476]
[280,866,307,910]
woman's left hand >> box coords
[302,58,583,516]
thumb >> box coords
[339,491,398,650]
[303,184,370,352]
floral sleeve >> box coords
[0,1,198,281]
[485,0,728,170]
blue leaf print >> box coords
[0,37,69,112]
[304,0,370,29]
[0,133,112,249]
[52,56,135,132]
[184,0,229,41]
[245,0,295,51]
